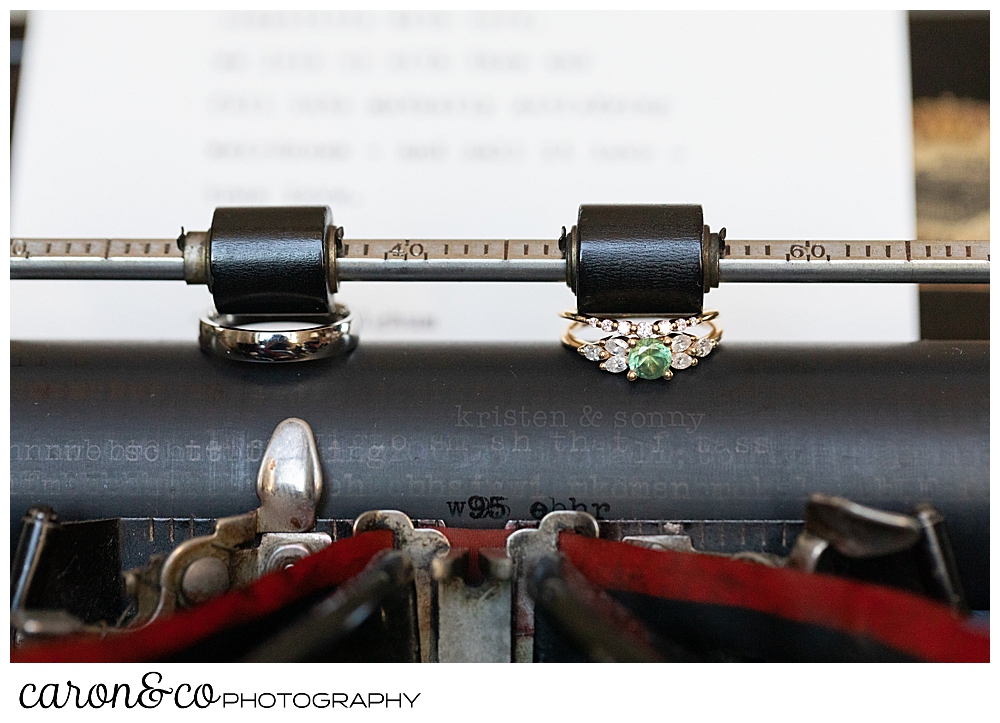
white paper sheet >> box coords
[11,10,918,342]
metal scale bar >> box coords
[9,236,990,283]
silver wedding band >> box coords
[199,304,358,363]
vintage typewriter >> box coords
[9,203,989,662]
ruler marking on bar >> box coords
[725,245,731,256]
[363,243,369,256]
[718,240,989,265]
[9,236,989,282]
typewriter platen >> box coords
[9,204,989,662]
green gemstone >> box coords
[628,339,672,379]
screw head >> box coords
[263,543,312,574]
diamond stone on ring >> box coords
[561,311,721,381]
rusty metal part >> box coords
[150,510,257,621]
[136,417,328,624]
[256,418,322,533]
[352,510,450,663]
[434,547,513,663]
[257,534,331,577]
[623,530,781,567]
[506,510,600,662]
[181,230,209,285]
[479,548,513,581]
[180,556,230,605]
[623,530,696,553]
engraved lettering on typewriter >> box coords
[698,436,771,463]
[579,405,602,426]
[366,442,385,470]
[344,472,364,496]
[406,474,446,498]
[205,440,223,462]
[185,442,201,461]
[489,431,530,452]
[247,439,265,461]
[324,438,345,462]
[125,443,143,461]
[456,404,569,428]
[612,410,706,432]
[388,435,409,462]
[454,404,473,427]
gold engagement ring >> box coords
[561,311,722,381]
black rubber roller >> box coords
[575,204,704,316]
[208,206,332,314]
